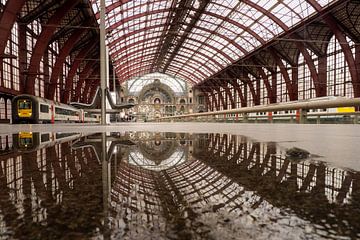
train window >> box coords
[55,107,77,116]
[40,104,49,113]
[19,137,32,146]
[18,100,31,109]
[41,134,50,142]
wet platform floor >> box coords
[0,130,359,239]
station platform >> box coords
[1,122,359,171]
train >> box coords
[223,96,356,121]
[12,94,99,124]
[13,132,85,152]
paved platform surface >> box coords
[1,122,359,171]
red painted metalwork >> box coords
[114,51,217,78]
[116,62,200,85]
[82,68,99,103]
[112,40,228,70]
[94,0,132,19]
[292,34,321,97]
[217,76,235,109]
[307,0,360,97]
[209,80,226,110]
[268,48,297,101]
[225,70,246,107]
[253,61,276,103]
[108,23,246,54]
[0,0,25,56]
[47,26,88,100]
[317,55,327,97]
[88,79,100,103]
[24,0,81,95]
[111,33,234,63]
[0,0,26,87]
[73,60,96,102]
[62,41,97,103]
[18,24,27,93]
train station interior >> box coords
[0,0,360,239]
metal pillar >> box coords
[101,132,111,239]
[100,0,107,125]
[299,109,307,124]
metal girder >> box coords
[152,0,196,71]
[252,60,276,103]
[73,60,97,102]
[109,22,245,84]
[291,33,322,97]
[82,68,99,103]
[24,0,81,95]
[206,88,219,111]
[108,23,246,54]
[268,48,297,101]
[0,0,26,87]
[49,13,84,44]
[208,79,226,110]
[225,70,246,107]
[158,0,209,72]
[215,74,236,109]
[47,24,89,100]
[307,0,360,97]
[62,41,97,103]
[196,0,325,103]
[20,0,59,23]
[0,0,25,55]
[88,79,100,103]
[116,61,200,85]
[107,5,264,49]
[94,0,132,19]
[232,67,260,106]
[114,43,223,72]
[114,51,216,79]
[198,82,219,110]
[117,58,206,81]
[111,32,234,63]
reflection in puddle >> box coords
[0,132,359,239]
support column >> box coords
[100,0,107,125]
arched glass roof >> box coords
[127,72,187,95]
[91,0,337,85]
[128,147,187,171]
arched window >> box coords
[298,51,317,100]
[6,99,12,120]
[154,98,161,104]
[0,98,5,120]
[327,35,354,97]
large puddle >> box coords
[0,132,359,239]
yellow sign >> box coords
[337,107,355,113]
[18,109,32,117]
[19,132,33,139]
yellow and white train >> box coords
[223,96,356,121]
[12,94,99,124]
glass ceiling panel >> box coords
[127,72,187,95]
[91,0,338,85]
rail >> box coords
[158,97,360,123]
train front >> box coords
[12,95,38,124]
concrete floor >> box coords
[1,122,360,171]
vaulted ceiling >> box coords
[90,0,338,85]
